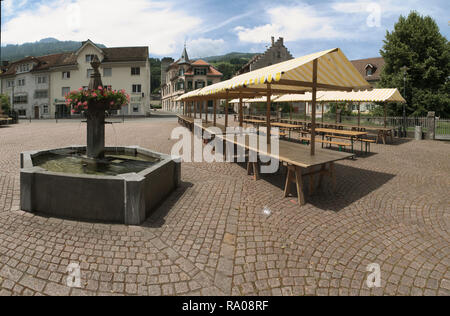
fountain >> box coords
[20,57,180,225]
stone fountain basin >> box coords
[20,146,180,225]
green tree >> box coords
[379,11,450,117]
[149,58,161,94]
[0,94,11,114]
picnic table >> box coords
[315,128,367,153]
[216,133,354,205]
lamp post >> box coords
[401,66,408,137]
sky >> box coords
[1,0,449,60]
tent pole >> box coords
[267,85,272,145]
[194,100,197,118]
[358,102,361,127]
[290,102,293,121]
[225,91,229,128]
[213,99,217,126]
[311,59,318,156]
[199,100,203,120]
[321,102,324,123]
[205,100,208,124]
[384,103,387,128]
[239,96,243,127]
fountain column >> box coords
[87,56,105,159]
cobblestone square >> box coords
[0,117,448,296]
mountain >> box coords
[203,52,260,64]
[1,39,106,62]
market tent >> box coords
[274,89,406,126]
[178,48,370,155]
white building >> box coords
[1,40,151,118]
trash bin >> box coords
[415,126,422,140]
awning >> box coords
[186,48,370,99]
[229,96,280,104]
[274,89,406,103]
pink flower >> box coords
[83,101,88,106]
[78,102,82,106]
[98,86,103,90]
[92,92,97,97]
[78,87,83,91]
[71,110,75,114]
[110,101,115,106]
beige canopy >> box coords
[274,89,406,103]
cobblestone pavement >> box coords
[0,117,449,296]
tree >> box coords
[0,94,11,114]
[149,58,161,94]
[379,11,450,117]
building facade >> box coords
[0,40,151,118]
[236,37,294,76]
[161,47,222,112]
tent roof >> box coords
[178,48,370,101]
[229,96,280,104]
[274,89,406,103]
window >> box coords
[37,76,47,84]
[366,68,373,76]
[132,84,142,93]
[7,80,14,88]
[87,69,94,78]
[18,109,26,116]
[131,67,140,76]
[179,68,185,76]
[17,79,26,86]
[62,87,70,96]
[277,51,282,58]
[17,64,30,73]
[86,54,97,63]
[13,95,28,104]
[43,105,49,114]
[195,81,205,89]
[187,81,193,90]
[62,71,71,79]
[34,90,48,99]
[103,68,112,77]
[132,104,140,113]
[194,68,207,76]
[177,81,184,90]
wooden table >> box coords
[315,128,367,153]
[271,122,304,139]
[216,134,354,205]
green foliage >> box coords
[327,103,353,116]
[0,94,11,113]
[65,87,130,113]
[150,58,161,94]
[207,52,259,80]
[379,11,450,117]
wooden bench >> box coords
[325,135,376,154]
[299,137,349,151]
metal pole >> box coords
[213,99,217,126]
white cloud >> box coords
[3,0,29,16]
[2,0,201,56]
[235,5,349,43]
[187,38,226,58]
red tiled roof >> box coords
[208,66,222,76]
[191,59,210,66]
[102,47,148,62]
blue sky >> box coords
[2,0,449,60]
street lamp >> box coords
[401,66,408,137]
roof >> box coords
[0,53,77,77]
[351,57,385,82]
[272,89,406,103]
[102,47,149,62]
[179,48,370,100]
[179,46,190,64]
[191,59,210,66]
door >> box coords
[34,106,40,119]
